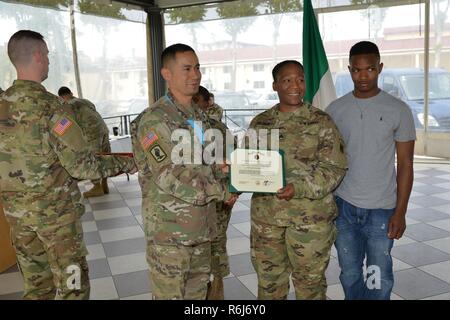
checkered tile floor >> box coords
[3,163,450,300]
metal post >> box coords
[146,7,166,100]
[423,0,430,155]
[70,1,83,98]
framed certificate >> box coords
[229,148,285,193]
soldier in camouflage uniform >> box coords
[58,86,111,197]
[193,86,238,300]
[247,60,347,300]
[0,87,4,94]
[131,44,235,300]
[207,92,224,122]
[0,30,136,300]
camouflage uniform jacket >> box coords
[207,103,223,122]
[65,97,110,151]
[0,80,135,226]
[131,93,225,246]
[249,103,347,227]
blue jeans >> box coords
[334,196,395,300]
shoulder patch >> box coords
[141,131,159,150]
[150,144,167,163]
[53,117,73,136]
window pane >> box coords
[0,1,75,94]
[75,12,148,118]
[164,3,302,135]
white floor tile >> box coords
[406,217,420,225]
[227,237,251,256]
[419,260,450,284]
[390,292,404,300]
[93,207,132,221]
[135,215,143,226]
[233,222,251,237]
[431,204,450,215]
[0,272,23,295]
[427,218,450,232]
[407,203,423,210]
[125,198,142,207]
[82,221,98,233]
[89,277,118,300]
[115,185,141,193]
[432,192,450,201]
[435,182,450,190]
[330,245,337,258]
[233,202,250,211]
[120,293,152,300]
[88,193,123,204]
[111,174,138,182]
[393,257,413,271]
[436,174,450,181]
[108,252,147,275]
[393,235,416,247]
[424,237,450,254]
[237,273,258,297]
[326,283,344,300]
[86,244,106,261]
[422,292,450,300]
[410,191,425,198]
[99,225,144,243]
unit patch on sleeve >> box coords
[53,118,73,136]
[150,144,167,163]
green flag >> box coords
[303,0,336,110]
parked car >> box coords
[334,68,450,131]
[213,91,262,131]
[254,92,279,109]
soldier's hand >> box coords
[276,183,295,201]
[219,163,229,175]
[224,193,239,207]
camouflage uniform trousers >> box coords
[250,218,336,300]
[210,201,233,278]
[147,241,211,300]
[6,216,90,300]
[207,201,233,300]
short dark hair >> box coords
[8,30,45,66]
[349,41,380,60]
[161,43,195,67]
[209,92,214,99]
[58,86,72,97]
[272,60,304,81]
[197,86,210,102]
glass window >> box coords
[0,1,75,94]
[74,11,148,117]
[253,80,265,89]
[253,64,264,72]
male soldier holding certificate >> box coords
[131,44,235,300]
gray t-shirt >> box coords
[326,90,416,209]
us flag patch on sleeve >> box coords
[141,131,158,150]
[53,118,73,136]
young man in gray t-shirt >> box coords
[326,41,416,300]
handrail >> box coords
[101,108,269,135]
